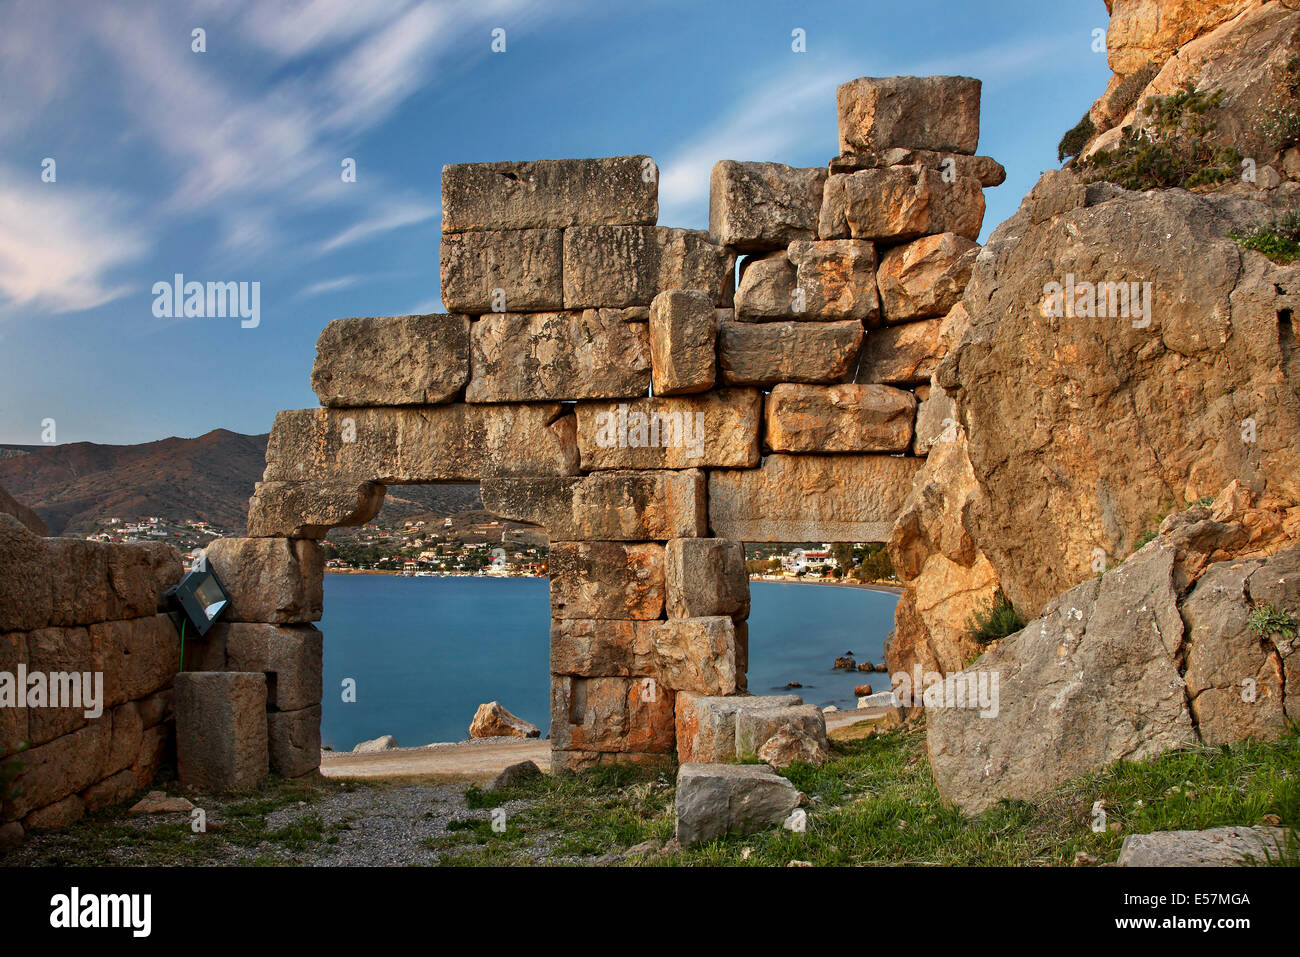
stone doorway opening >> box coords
[314,481,552,755]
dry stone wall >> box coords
[0,513,184,843]
[195,74,1001,775]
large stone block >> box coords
[652,616,738,695]
[24,626,95,745]
[441,156,657,232]
[927,544,1195,814]
[735,703,827,759]
[90,615,180,708]
[202,537,322,624]
[550,619,659,677]
[481,470,707,541]
[734,252,797,320]
[0,633,27,756]
[174,671,269,791]
[550,675,675,753]
[246,480,386,539]
[649,290,717,395]
[439,229,563,313]
[206,622,323,712]
[674,693,804,763]
[764,383,916,453]
[467,310,650,402]
[40,538,171,628]
[262,404,579,483]
[709,454,923,542]
[2,719,111,820]
[819,166,984,242]
[309,314,470,407]
[549,542,665,620]
[665,538,749,621]
[718,319,863,386]
[788,239,881,325]
[0,515,51,632]
[836,75,982,155]
[104,701,143,778]
[575,389,761,469]
[877,232,979,322]
[267,704,321,778]
[562,226,732,308]
[912,382,957,456]
[674,763,800,845]
[853,317,945,386]
[708,161,826,251]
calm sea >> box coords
[319,574,898,751]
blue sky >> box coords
[0,0,1113,445]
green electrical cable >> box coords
[179,618,186,672]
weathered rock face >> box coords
[665,538,749,620]
[469,701,541,738]
[0,514,53,632]
[734,252,797,319]
[764,383,916,453]
[1103,0,1261,77]
[821,166,985,242]
[439,229,564,313]
[926,544,1196,814]
[709,161,826,251]
[718,319,863,386]
[203,622,323,711]
[548,541,665,620]
[886,428,1000,677]
[1116,825,1290,867]
[466,311,651,402]
[574,389,761,469]
[649,290,717,395]
[853,317,945,386]
[246,481,385,539]
[441,156,658,231]
[674,763,801,845]
[757,727,829,769]
[310,314,470,407]
[268,704,321,778]
[735,703,827,759]
[877,232,979,322]
[1086,3,1300,166]
[709,454,923,542]
[1180,545,1300,742]
[562,226,733,308]
[836,75,982,155]
[262,404,579,484]
[944,172,1300,616]
[481,470,706,541]
[652,616,738,695]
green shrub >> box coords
[1106,61,1159,124]
[965,591,1025,645]
[1076,81,1240,190]
[1249,603,1299,642]
[1229,211,1300,264]
[1058,113,1095,163]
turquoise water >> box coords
[319,575,898,751]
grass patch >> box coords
[1230,211,1300,265]
[1249,602,1299,642]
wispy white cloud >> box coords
[298,275,361,298]
[318,203,439,254]
[0,173,148,315]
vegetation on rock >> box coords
[1076,82,1240,190]
[1229,211,1300,264]
[964,590,1024,645]
[1057,113,1095,163]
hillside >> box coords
[0,430,482,536]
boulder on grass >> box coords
[674,763,801,845]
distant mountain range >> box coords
[0,429,482,536]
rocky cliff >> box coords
[902,0,1300,811]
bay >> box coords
[319,574,898,752]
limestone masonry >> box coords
[190,73,1002,778]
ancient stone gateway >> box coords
[193,75,1001,780]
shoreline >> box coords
[325,568,903,595]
